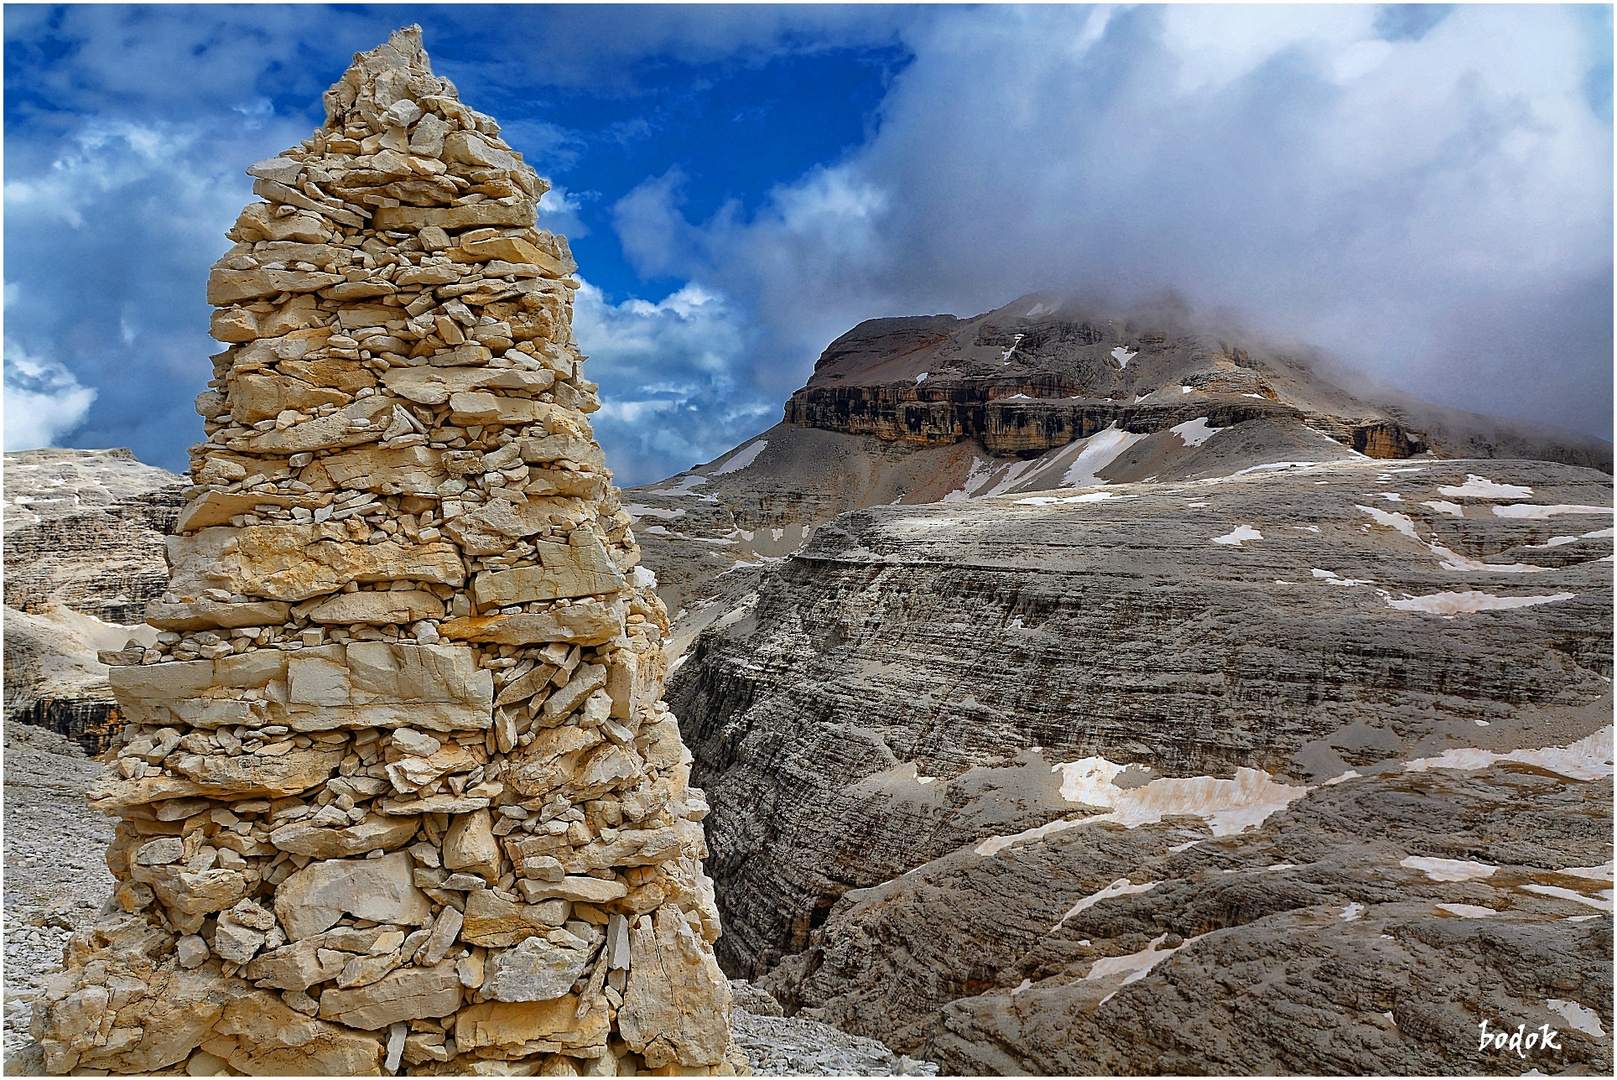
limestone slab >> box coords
[316,961,463,1030]
[168,524,465,602]
[439,599,625,647]
[305,589,444,625]
[274,851,433,941]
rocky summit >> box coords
[28,28,740,1077]
[623,295,1613,661]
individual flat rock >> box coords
[274,852,432,940]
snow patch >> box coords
[1356,505,1420,540]
[1055,878,1158,928]
[1061,425,1148,487]
[1212,525,1262,546]
[1311,568,1374,587]
[1231,461,1325,476]
[1387,591,1575,615]
[1525,536,1578,548]
[976,758,1308,856]
[651,474,708,496]
[1111,346,1137,368]
[622,503,686,521]
[1520,885,1614,913]
[1581,526,1615,538]
[1437,475,1533,500]
[915,372,929,383]
[1170,417,1222,447]
[1400,856,1496,882]
[1340,902,1365,921]
[1428,543,1553,573]
[1435,903,1499,918]
[1180,385,1193,394]
[1001,334,1024,363]
[711,440,768,476]
[1547,999,1607,1038]
[1493,503,1614,519]
[1404,726,1613,782]
[1083,932,1200,989]
[1017,492,1140,507]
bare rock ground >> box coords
[2,722,115,1068]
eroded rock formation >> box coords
[30,28,739,1077]
[3,449,186,752]
[671,456,1613,1071]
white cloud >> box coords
[573,279,775,484]
[610,3,1613,444]
[3,345,98,451]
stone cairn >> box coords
[32,27,741,1077]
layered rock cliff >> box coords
[669,456,1613,1072]
[3,449,186,751]
[625,296,1612,663]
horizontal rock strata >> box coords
[670,456,1613,1070]
[30,27,739,1077]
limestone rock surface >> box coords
[3,449,185,751]
[671,456,1613,1073]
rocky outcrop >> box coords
[670,456,1613,1071]
[3,449,186,752]
[29,28,740,1077]
[625,299,1611,670]
[782,300,1610,468]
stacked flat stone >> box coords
[32,27,740,1077]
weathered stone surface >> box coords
[482,923,601,1002]
[455,997,610,1055]
[87,747,344,809]
[443,496,590,556]
[460,889,567,948]
[167,524,464,602]
[381,365,554,405]
[316,961,463,1030]
[213,990,385,1074]
[305,588,444,625]
[440,600,625,646]
[274,852,433,940]
[473,530,626,605]
[268,815,419,858]
[442,807,501,879]
[619,907,735,1068]
[144,598,291,630]
[174,490,324,532]
[318,444,444,495]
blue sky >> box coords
[4,4,1612,484]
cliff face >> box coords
[781,299,1610,469]
[625,297,1612,675]
[668,456,1613,1071]
[3,449,186,751]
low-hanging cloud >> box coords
[612,3,1614,465]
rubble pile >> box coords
[30,27,740,1077]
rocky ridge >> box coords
[3,448,186,751]
[28,28,739,1077]
[669,456,1613,1073]
[624,297,1612,664]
